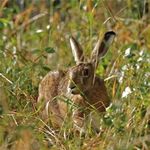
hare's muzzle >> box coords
[68,83,79,94]
[70,84,76,90]
[69,85,77,94]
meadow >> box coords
[0,0,150,149]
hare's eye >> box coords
[83,68,89,77]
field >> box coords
[0,0,150,149]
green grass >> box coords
[0,0,150,149]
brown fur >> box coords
[37,31,116,131]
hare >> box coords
[38,31,116,132]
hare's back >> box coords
[38,71,64,102]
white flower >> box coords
[136,64,140,70]
[145,72,150,78]
[118,71,124,83]
[139,50,144,56]
[122,87,132,98]
[137,57,143,62]
[124,47,131,57]
[122,65,128,71]
[2,35,7,41]
[46,25,50,29]
[13,46,16,54]
[83,5,87,11]
[36,29,43,33]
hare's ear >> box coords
[91,31,116,68]
[70,36,84,64]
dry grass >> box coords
[0,0,150,149]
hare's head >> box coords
[68,31,116,94]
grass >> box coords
[0,0,150,149]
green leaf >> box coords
[0,105,3,115]
[32,49,41,54]
[44,47,55,53]
[0,22,4,30]
[43,65,51,71]
[0,19,9,30]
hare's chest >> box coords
[57,94,86,117]
[86,89,110,112]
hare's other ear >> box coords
[70,36,84,64]
[91,31,116,68]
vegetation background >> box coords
[0,0,150,149]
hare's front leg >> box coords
[71,95,87,132]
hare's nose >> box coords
[69,84,76,90]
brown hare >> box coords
[38,31,116,132]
